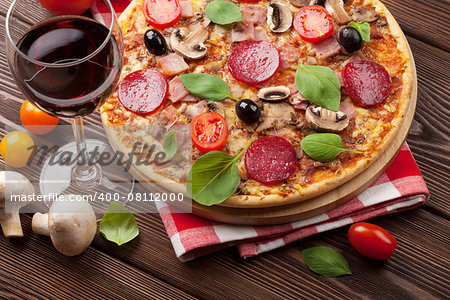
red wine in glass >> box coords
[14,16,121,118]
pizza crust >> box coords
[101,0,415,208]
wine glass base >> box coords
[39,139,135,215]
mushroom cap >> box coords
[48,195,97,256]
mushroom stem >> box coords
[32,213,50,236]
[0,171,34,238]
[1,212,23,238]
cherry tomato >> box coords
[293,6,334,43]
[0,131,35,168]
[143,0,182,29]
[38,0,95,15]
[348,222,397,261]
[20,100,60,135]
[191,112,228,153]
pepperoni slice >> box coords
[245,136,297,185]
[118,69,168,116]
[228,41,280,86]
[342,61,392,107]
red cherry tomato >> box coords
[342,61,392,107]
[191,112,228,153]
[293,6,334,43]
[119,69,168,116]
[38,0,95,15]
[143,0,182,29]
[20,100,60,135]
[348,222,397,261]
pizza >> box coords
[101,0,413,208]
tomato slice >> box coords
[143,0,182,29]
[294,5,334,43]
[191,112,228,153]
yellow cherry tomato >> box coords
[0,131,35,168]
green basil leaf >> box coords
[301,133,361,162]
[99,202,139,246]
[205,0,242,25]
[301,246,352,278]
[187,140,252,206]
[348,21,371,42]
[163,130,177,160]
[295,64,341,112]
[180,73,237,101]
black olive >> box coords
[144,29,167,56]
[235,99,260,124]
[311,0,326,6]
[339,27,363,53]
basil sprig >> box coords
[180,73,238,101]
[163,130,177,160]
[301,246,352,278]
[99,202,139,246]
[295,64,341,112]
[187,139,252,206]
[301,133,361,162]
[348,21,371,42]
[205,0,242,25]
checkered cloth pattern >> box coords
[93,2,429,262]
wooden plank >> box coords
[382,0,450,51]
[405,36,450,217]
[91,206,449,299]
[0,216,196,300]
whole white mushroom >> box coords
[32,195,97,256]
[0,171,34,238]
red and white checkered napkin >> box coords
[156,144,429,262]
[93,2,429,262]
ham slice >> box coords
[157,53,189,76]
[312,36,342,59]
[168,76,189,102]
[254,28,269,41]
[289,92,309,110]
[280,43,301,63]
[339,98,358,119]
[241,5,266,25]
[232,5,267,42]
[231,22,255,42]
[180,0,194,17]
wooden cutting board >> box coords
[119,26,417,225]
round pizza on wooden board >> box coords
[101,0,414,208]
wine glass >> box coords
[5,0,133,210]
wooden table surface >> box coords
[1,0,449,299]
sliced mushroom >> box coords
[305,106,349,132]
[350,6,380,23]
[325,0,352,25]
[267,2,293,33]
[256,102,297,132]
[207,102,225,116]
[257,86,291,101]
[189,12,211,29]
[309,0,325,6]
[289,0,310,8]
[170,24,209,59]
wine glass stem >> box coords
[70,118,102,190]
